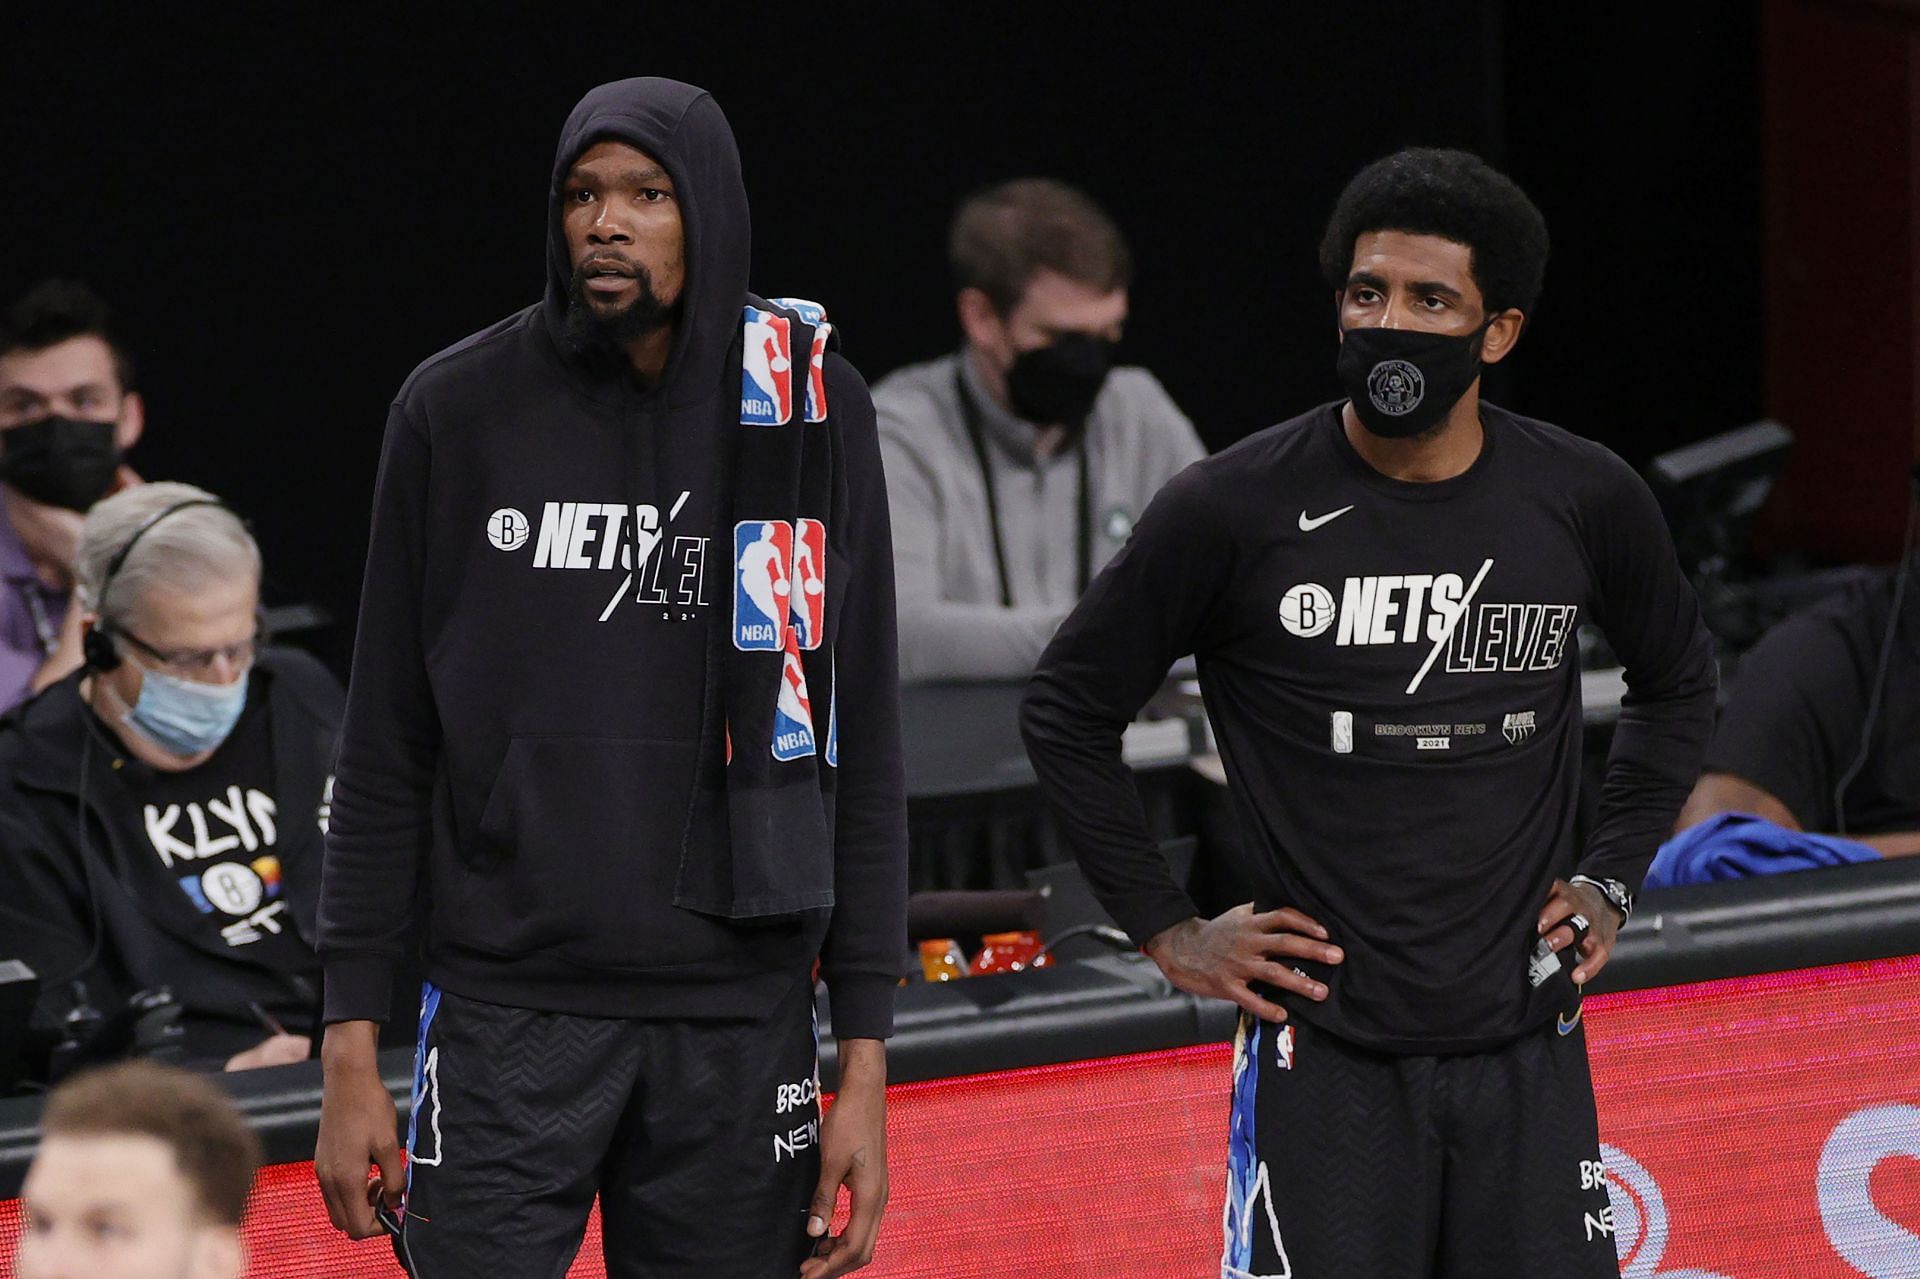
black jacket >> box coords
[318,78,906,1037]
[0,650,342,1067]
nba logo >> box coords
[771,297,825,326]
[1331,710,1354,755]
[772,640,817,761]
[769,298,831,423]
[741,306,794,425]
[791,518,827,650]
[733,520,793,651]
[1274,1024,1295,1070]
[803,322,831,423]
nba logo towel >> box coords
[741,306,794,425]
[791,518,826,650]
[769,297,831,423]
[733,520,793,651]
[773,638,817,761]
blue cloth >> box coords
[1646,812,1881,888]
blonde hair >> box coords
[41,1061,260,1225]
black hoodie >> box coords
[318,79,907,1039]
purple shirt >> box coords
[0,492,69,712]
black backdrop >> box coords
[1,4,1759,672]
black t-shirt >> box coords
[1706,566,1920,835]
[106,685,318,980]
[1024,404,1718,1053]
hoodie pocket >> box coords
[458,735,700,965]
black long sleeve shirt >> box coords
[1023,403,1717,1052]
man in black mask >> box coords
[0,281,146,711]
[872,178,1204,682]
[1023,148,1717,1275]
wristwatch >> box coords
[1569,874,1633,922]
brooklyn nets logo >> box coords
[1278,583,1335,638]
[1366,360,1424,416]
[486,507,530,551]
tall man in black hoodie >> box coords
[315,79,906,1278]
[1023,150,1717,1276]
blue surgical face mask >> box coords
[124,665,250,756]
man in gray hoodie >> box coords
[873,180,1205,683]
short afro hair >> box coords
[0,279,137,393]
[1318,148,1549,317]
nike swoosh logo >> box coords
[1297,505,1355,532]
[1557,1005,1583,1036]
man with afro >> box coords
[1024,148,1716,1276]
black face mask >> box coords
[1335,322,1491,439]
[1005,334,1115,428]
[0,416,121,511]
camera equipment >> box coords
[49,984,185,1082]
[1646,419,1794,647]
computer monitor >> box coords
[0,959,41,1093]
[1647,419,1794,572]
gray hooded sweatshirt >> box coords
[874,349,1205,682]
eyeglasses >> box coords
[114,627,261,680]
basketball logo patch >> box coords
[1366,359,1425,417]
[485,507,529,551]
[1278,583,1336,638]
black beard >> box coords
[563,265,681,359]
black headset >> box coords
[82,498,236,672]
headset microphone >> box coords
[81,498,233,672]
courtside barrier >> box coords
[2,860,1917,1276]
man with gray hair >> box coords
[873,178,1205,682]
[0,482,343,1077]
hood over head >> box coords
[546,77,749,402]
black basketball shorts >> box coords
[1220,1007,1621,1278]
[395,974,823,1278]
